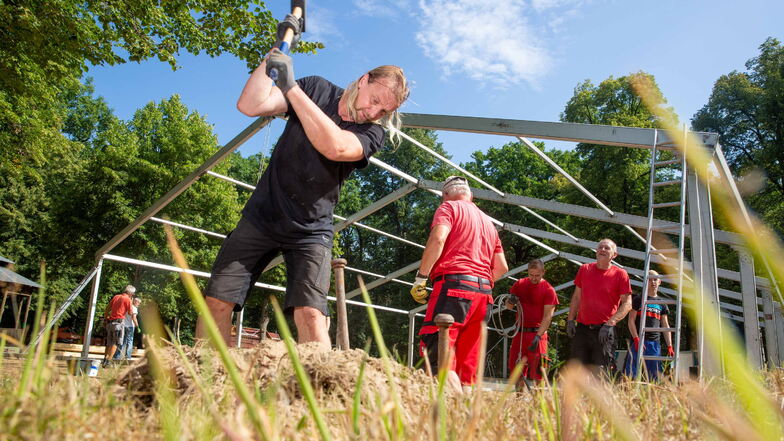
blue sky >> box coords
[86,0,784,164]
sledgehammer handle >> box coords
[435,313,455,373]
[269,4,304,81]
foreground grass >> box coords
[1,342,783,441]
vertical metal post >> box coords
[775,302,784,367]
[762,288,778,367]
[686,169,723,377]
[737,248,762,368]
[634,131,659,379]
[503,335,508,378]
[236,309,244,348]
[81,259,104,359]
[331,258,350,350]
[407,312,416,368]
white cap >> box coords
[442,175,468,193]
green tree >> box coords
[0,0,321,280]
[692,37,784,235]
[560,72,679,245]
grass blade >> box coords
[163,224,274,440]
[269,296,332,441]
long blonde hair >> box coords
[343,65,409,146]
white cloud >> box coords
[304,6,343,46]
[352,0,411,18]
[415,0,552,87]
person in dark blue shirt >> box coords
[625,270,674,380]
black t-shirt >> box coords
[242,76,384,245]
[631,294,670,342]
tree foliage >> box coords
[692,37,784,234]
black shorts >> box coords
[570,323,617,371]
[205,217,332,316]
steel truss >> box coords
[35,112,778,376]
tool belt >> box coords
[432,274,492,288]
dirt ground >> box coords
[115,340,446,428]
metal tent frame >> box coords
[31,112,782,377]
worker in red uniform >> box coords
[566,238,632,374]
[505,259,559,383]
[410,176,509,393]
[102,285,134,367]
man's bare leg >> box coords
[104,344,117,361]
[196,297,235,344]
[293,306,331,346]
[447,370,463,394]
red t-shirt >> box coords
[574,263,631,325]
[510,278,559,327]
[430,199,502,282]
[107,293,132,321]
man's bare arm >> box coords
[417,224,451,276]
[537,305,556,336]
[661,314,673,347]
[286,86,365,162]
[567,286,582,321]
[628,309,639,339]
[491,251,509,282]
[236,59,289,117]
[606,294,632,326]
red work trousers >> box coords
[419,278,493,385]
[508,331,549,381]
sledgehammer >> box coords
[435,313,455,372]
[269,0,306,81]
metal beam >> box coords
[517,136,614,215]
[27,265,100,352]
[345,261,421,299]
[104,254,285,293]
[687,168,723,377]
[416,180,743,246]
[334,183,417,231]
[763,289,779,367]
[738,248,762,368]
[150,217,227,239]
[500,221,767,290]
[500,253,558,279]
[95,116,273,257]
[81,259,103,359]
[401,113,718,150]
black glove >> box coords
[266,48,296,94]
[274,13,303,52]
[598,324,615,346]
[566,320,576,338]
[527,334,541,352]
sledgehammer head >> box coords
[292,0,306,32]
[435,313,455,329]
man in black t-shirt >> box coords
[197,16,409,347]
[624,270,674,380]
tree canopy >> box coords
[692,37,784,235]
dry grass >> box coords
[2,341,783,441]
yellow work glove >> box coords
[410,271,429,304]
